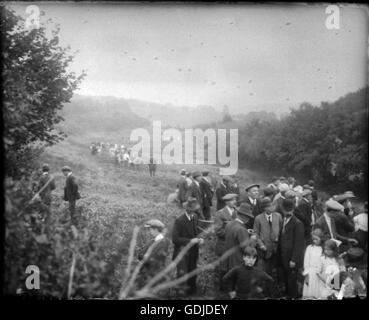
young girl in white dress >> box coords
[302,228,324,299]
[317,239,346,299]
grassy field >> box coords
[37,133,270,299]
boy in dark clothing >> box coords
[223,246,273,300]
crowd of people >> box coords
[150,172,367,299]
[89,141,149,172]
[33,161,367,300]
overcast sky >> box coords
[9,2,369,111]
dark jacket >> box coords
[177,176,189,204]
[332,212,355,238]
[223,219,252,272]
[223,264,273,299]
[138,237,170,279]
[189,181,203,208]
[64,174,80,202]
[295,198,313,240]
[214,206,236,256]
[200,178,213,209]
[314,214,350,244]
[278,215,305,269]
[172,213,200,260]
[216,183,232,211]
[238,196,263,229]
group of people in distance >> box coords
[141,171,367,299]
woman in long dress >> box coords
[302,229,324,298]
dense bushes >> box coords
[238,88,368,195]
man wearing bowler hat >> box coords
[172,197,204,296]
[223,203,254,273]
[277,198,305,299]
[62,166,81,226]
[239,184,263,228]
[254,197,283,277]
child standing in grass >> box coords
[302,228,324,299]
[223,246,273,300]
[317,239,346,299]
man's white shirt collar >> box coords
[154,233,164,242]
[249,197,256,205]
[67,172,72,177]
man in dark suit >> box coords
[295,189,314,244]
[223,203,254,274]
[137,219,170,290]
[215,176,233,210]
[189,171,204,220]
[177,169,189,207]
[277,198,305,299]
[62,166,81,226]
[200,170,214,221]
[238,184,263,229]
[314,199,358,250]
[172,197,204,296]
[254,197,283,277]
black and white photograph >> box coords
[1,1,368,304]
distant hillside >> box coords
[127,99,223,128]
[58,95,150,138]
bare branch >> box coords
[67,252,77,299]
[118,226,139,299]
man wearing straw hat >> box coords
[172,197,204,296]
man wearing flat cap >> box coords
[37,164,56,210]
[332,193,355,248]
[172,197,204,296]
[200,171,214,221]
[314,199,358,250]
[62,166,81,226]
[137,219,170,290]
[277,198,305,299]
[238,184,262,228]
[254,197,283,277]
[223,203,254,274]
